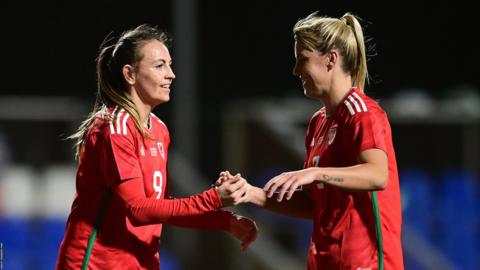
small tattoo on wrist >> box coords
[321,174,344,183]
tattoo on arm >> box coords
[321,174,344,183]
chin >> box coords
[151,96,170,107]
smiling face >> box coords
[131,40,175,107]
[292,41,330,100]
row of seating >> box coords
[400,168,479,269]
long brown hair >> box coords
[69,24,171,160]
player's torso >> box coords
[305,109,357,238]
[137,116,169,201]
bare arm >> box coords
[265,148,388,201]
[248,185,314,219]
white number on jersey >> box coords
[153,171,163,199]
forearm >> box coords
[117,186,223,226]
[249,186,313,219]
[166,210,232,231]
[314,163,387,191]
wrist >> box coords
[249,186,267,207]
[313,167,325,183]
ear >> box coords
[326,49,339,70]
[122,64,136,85]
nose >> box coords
[167,65,176,80]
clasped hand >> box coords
[215,171,250,206]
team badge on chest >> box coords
[327,126,337,145]
[157,142,165,159]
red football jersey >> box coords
[304,88,404,269]
[56,106,231,270]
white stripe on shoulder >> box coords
[352,92,368,112]
[344,100,355,115]
[311,109,325,119]
[348,95,362,113]
[344,93,368,115]
[109,107,118,134]
[122,113,130,135]
[116,110,125,134]
[150,113,167,127]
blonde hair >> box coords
[293,12,369,91]
[69,24,171,160]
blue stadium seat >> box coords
[436,169,478,269]
[159,248,181,270]
[399,168,433,236]
[0,218,31,270]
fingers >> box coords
[286,182,301,200]
[228,182,248,205]
[217,173,249,206]
[216,170,231,186]
[217,170,239,186]
[276,178,294,202]
[264,173,301,202]
[264,173,288,198]
[234,217,259,251]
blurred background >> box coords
[1,0,479,269]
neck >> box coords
[129,89,152,127]
[321,76,353,116]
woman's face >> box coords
[132,40,175,107]
[292,41,330,100]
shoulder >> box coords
[150,112,170,141]
[108,107,137,136]
[341,90,386,120]
[310,107,326,122]
[150,112,168,129]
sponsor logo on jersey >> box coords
[150,147,158,157]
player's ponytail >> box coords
[340,13,369,92]
[293,12,371,92]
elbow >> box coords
[126,210,147,226]
[123,202,150,226]
[374,179,388,190]
[128,215,145,227]
[373,171,388,190]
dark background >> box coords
[4,1,478,97]
[4,0,479,174]
[2,1,480,269]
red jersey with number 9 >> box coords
[56,106,227,269]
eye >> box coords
[156,64,164,69]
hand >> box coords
[215,170,234,186]
[216,173,248,206]
[264,167,319,202]
[228,213,259,251]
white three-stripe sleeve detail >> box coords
[116,111,124,134]
[109,107,118,134]
[109,119,115,134]
[344,100,355,115]
[348,95,362,113]
[352,92,367,112]
[122,113,130,135]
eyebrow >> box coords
[153,59,172,64]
